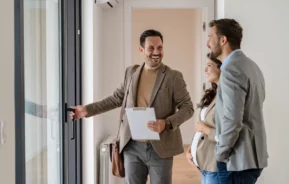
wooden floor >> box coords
[147,144,201,184]
[27,145,201,184]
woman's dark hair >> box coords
[197,54,222,109]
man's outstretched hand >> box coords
[70,105,88,120]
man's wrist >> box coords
[165,120,173,130]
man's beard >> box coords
[210,44,222,59]
[146,55,162,68]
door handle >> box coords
[64,103,75,122]
[64,103,75,140]
[67,107,75,112]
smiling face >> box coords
[205,57,221,84]
[139,36,163,69]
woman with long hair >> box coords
[186,54,222,184]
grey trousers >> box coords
[123,140,173,184]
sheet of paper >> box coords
[125,107,160,140]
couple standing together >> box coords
[71,18,268,184]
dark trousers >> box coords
[217,162,263,184]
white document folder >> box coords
[125,107,160,140]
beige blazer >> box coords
[85,63,194,158]
[195,98,217,172]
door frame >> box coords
[123,0,215,89]
[62,0,83,183]
[14,0,25,182]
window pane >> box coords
[23,0,62,183]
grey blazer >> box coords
[215,51,269,171]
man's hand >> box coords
[70,105,88,120]
[147,119,166,133]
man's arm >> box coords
[165,71,194,131]
[85,68,129,117]
[216,69,247,162]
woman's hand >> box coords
[195,121,211,136]
[186,147,193,164]
[186,147,199,170]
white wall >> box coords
[83,1,124,183]
[0,0,15,184]
[90,2,127,183]
[218,0,289,183]
[93,4,105,184]
[82,1,108,184]
[215,0,224,18]
[101,2,126,137]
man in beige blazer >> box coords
[70,29,194,184]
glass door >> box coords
[15,0,82,184]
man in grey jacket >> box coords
[207,18,269,184]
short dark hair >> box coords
[209,19,243,50]
[140,29,163,47]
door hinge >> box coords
[203,22,206,31]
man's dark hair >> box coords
[140,29,163,47]
[209,19,243,50]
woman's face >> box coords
[205,58,221,84]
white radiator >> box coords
[99,135,124,184]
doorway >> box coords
[126,0,215,183]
